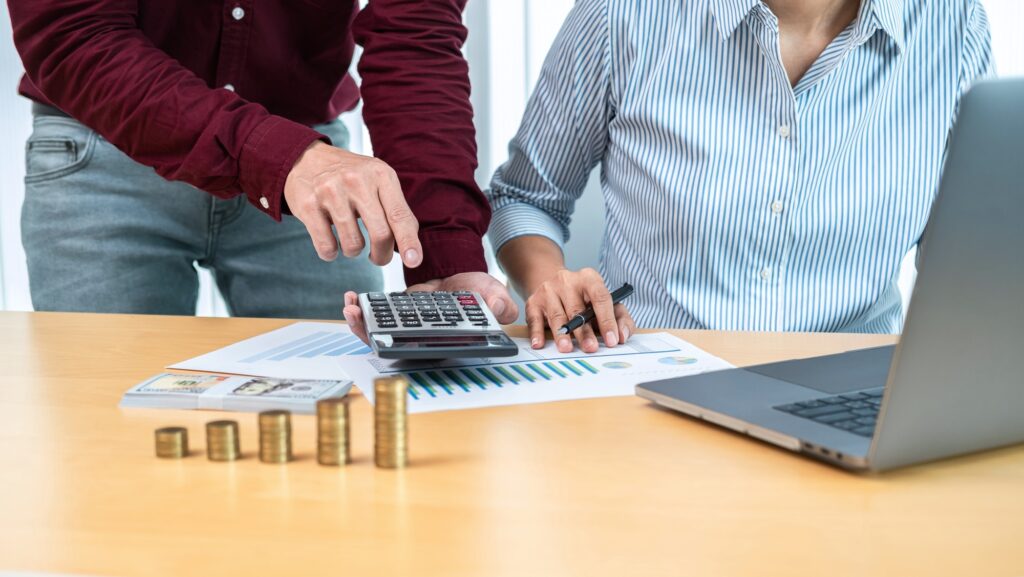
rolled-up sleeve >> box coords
[486,0,612,253]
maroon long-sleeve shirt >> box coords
[7,0,489,285]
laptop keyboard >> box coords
[773,388,884,438]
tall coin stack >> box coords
[317,397,351,466]
[154,427,188,459]
[374,376,409,469]
[258,410,292,463]
[206,420,241,462]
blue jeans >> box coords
[22,114,382,318]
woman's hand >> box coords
[526,268,636,353]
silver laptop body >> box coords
[636,78,1024,472]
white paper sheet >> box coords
[338,332,734,413]
[168,322,361,381]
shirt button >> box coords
[771,200,784,214]
[778,124,791,138]
[224,83,235,92]
[259,196,270,210]
[231,6,245,20]
[760,267,773,280]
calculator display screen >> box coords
[392,335,493,348]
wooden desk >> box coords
[1,312,1021,577]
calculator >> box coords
[358,291,519,360]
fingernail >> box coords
[605,331,619,346]
[531,337,541,348]
[623,327,630,341]
[558,338,571,352]
[404,249,420,266]
[584,338,598,350]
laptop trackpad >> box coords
[743,345,895,394]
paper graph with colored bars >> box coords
[169,322,363,381]
[338,332,734,413]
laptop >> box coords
[636,78,1024,472]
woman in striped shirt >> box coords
[488,0,993,353]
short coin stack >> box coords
[258,410,292,463]
[317,397,351,466]
[206,420,241,461]
[374,376,409,468]
[154,426,188,459]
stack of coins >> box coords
[206,420,241,462]
[317,397,351,466]
[154,427,188,459]
[374,376,409,468]
[258,410,292,463]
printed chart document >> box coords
[169,322,363,380]
[338,333,734,413]
[120,373,351,414]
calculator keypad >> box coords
[361,291,498,333]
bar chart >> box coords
[170,322,368,381]
[340,333,734,412]
[239,331,371,363]
[403,359,601,400]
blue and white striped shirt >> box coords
[487,0,993,333]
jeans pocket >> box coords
[25,118,98,183]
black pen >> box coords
[557,283,634,335]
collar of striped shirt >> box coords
[486,0,992,334]
[711,0,906,52]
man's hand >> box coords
[343,272,519,344]
[525,267,635,354]
[285,142,422,267]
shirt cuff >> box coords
[405,229,488,287]
[238,115,328,221]
[487,202,568,255]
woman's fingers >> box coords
[614,303,635,343]
[580,269,619,347]
[526,302,548,349]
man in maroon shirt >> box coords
[8,0,517,322]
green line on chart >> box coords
[461,368,488,389]
[494,365,519,384]
[443,369,471,392]
[425,371,455,394]
[527,363,551,380]
[409,372,437,397]
[511,364,536,382]
[543,361,567,378]
[477,367,504,386]
[560,360,583,376]
[577,359,599,374]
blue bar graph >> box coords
[400,359,602,401]
[242,331,372,363]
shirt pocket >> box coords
[25,124,97,184]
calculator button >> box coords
[377,321,398,329]
[368,292,388,302]
[453,291,473,297]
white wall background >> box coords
[1,1,1022,315]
